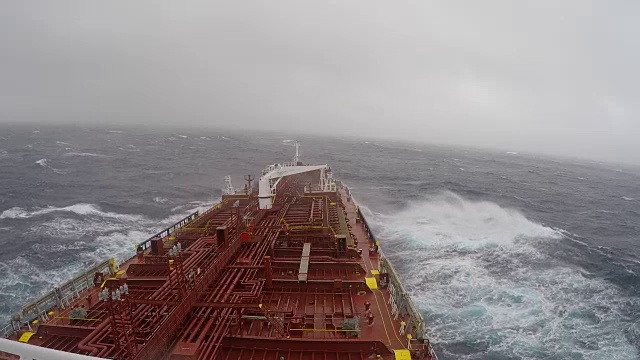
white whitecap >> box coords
[28,217,125,239]
[63,152,106,157]
[364,192,637,358]
[0,199,219,322]
[34,158,66,174]
[118,144,139,152]
[0,203,144,221]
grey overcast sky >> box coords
[1,1,639,163]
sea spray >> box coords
[365,192,638,359]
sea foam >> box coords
[35,158,66,174]
[63,152,106,157]
[0,203,144,221]
[366,192,638,359]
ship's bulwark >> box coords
[0,125,639,359]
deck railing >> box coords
[356,206,377,244]
[0,259,111,338]
[0,322,14,338]
[1,208,206,339]
[357,204,438,359]
[136,210,200,251]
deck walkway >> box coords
[338,188,408,352]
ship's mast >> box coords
[294,141,300,165]
[258,141,335,210]
[224,175,235,195]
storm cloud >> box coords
[1,1,639,163]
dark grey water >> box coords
[1,124,639,359]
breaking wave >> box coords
[35,158,66,174]
[118,144,139,152]
[170,200,212,213]
[367,192,638,359]
[62,152,106,157]
[0,201,213,321]
[0,256,80,297]
[0,203,144,221]
[26,217,126,239]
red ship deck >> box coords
[3,170,435,360]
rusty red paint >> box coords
[8,170,435,360]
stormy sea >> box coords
[1,124,639,360]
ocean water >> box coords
[1,124,639,359]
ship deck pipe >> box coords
[86,244,216,356]
[195,230,274,357]
[182,237,246,342]
[89,204,238,357]
[198,307,234,360]
[199,291,247,359]
[102,200,261,357]
[185,268,240,343]
[183,268,241,343]
[185,229,271,345]
[77,319,110,356]
[82,318,114,356]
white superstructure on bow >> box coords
[258,141,335,209]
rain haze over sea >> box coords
[1,125,639,359]
[2,1,640,359]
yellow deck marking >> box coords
[365,277,378,289]
[363,239,408,349]
[18,331,35,343]
[371,269,380,275]
[343,192,408,350]
[394,349,412,360]
[371,286,392,346]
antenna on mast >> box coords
[224,176,235,195]
[244,175,254,194]
[294,141,301,165]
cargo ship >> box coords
[0,143,437,360]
